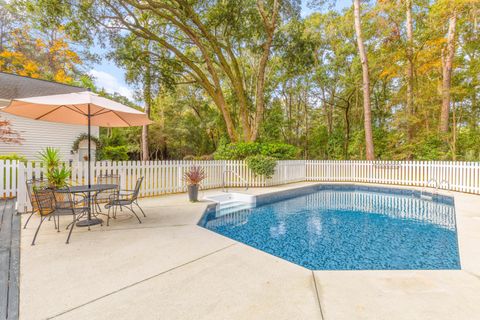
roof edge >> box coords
[0,72,85,89]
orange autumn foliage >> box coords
[0,26,82,84]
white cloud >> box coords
[88,69,134,101]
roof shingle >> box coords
[0,72,85,100]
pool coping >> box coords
[254,183,455,206]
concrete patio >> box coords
[19,183,480,320]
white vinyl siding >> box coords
[0,111,99,160]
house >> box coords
[0,72,99,161]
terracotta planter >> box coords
[188,184,199,202]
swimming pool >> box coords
[199,185,461,270]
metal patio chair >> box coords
[105,177,145,226]
[24,178,48,229]
[93,174,120,213]
[51,187,89,244]
[31,186,55,245]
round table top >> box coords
[57,184,118,193]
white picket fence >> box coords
[305,160,480,194]
[3,160,305,212]
[1,159,480,213]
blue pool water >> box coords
[199,185,460,270]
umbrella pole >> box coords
[88,103,91,188]
[77,103,103,228]
[87,103,92,221]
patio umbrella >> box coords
[1,90,152,225]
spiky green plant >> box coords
[38,147,70,188]
[39,147,60,172]
[48,167,71,189]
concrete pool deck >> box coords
[19,182,480,319]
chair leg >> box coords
[23,211,36,229]
[55,215,59,232]
[66,215,75,244]
[135,201,146,217]
[125,205,142,224]
[31,215,47,245]
[106,206,111,226]
[66,220,74,230]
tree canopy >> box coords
[1,0,479,161]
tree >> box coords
[0,117,22,144]
[55,0,294,142]
[353,0,375,159]
[252,0,280,141]
[0,3,86,84]
[142,50,152,161]
[9,0,480,161]
[405,0,415,145]
[439,10,457,133]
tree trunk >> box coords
[344,102,351,160]
[141,55,151,161]
[327,89,335,134]
[353,0,375,160]
[251,0,279,141]
[406,0,415,146]
[251,33,274,141]
[452,101,456,160]
[439,12,457,134]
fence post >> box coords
[177,160,183,192]
[17,161,26,213]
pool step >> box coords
[216,201,254,217]
[204,192,255,204]
[204,192,256,217]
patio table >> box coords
[57,184,118,227]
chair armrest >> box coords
[108,191,131,199]
[118,189,135,194]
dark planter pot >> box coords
[188,184,199,202]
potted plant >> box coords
[38,147,71,189]
[183,166,206,202]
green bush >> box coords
[245,155,277,178]
[183,154,214,161]
[197,154,214,160]
[183,155,195,160]
[259,143,298,159]
[214,142,298,160]
[0,153,27,162]
[100,146,129,161]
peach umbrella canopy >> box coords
[1,91,152,127]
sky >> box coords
[88,0,351,102]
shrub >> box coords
[245,155,277,178]
[183,155,195,160]
[214,142,259,160]
[72,133,101,152]
[0,153,27,162]
[100,146,129,161]
[197,154,214,160]
[259,143,298,159]
[214,142,298,160]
